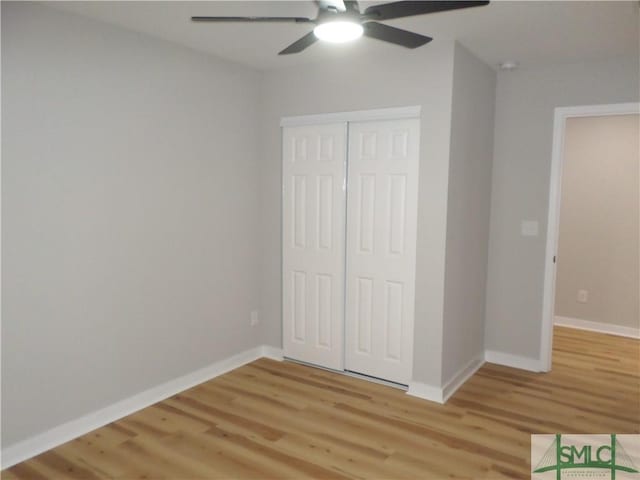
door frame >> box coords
[280,105,421,127]
[539,102,639,371]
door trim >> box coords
[281,106,421,127]
[540,102,640,372]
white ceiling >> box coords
[49,1,639,71]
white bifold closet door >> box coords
[345,119,420,385]
[282,123,347,371]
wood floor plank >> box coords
[3,326,638,479]
[155,430,275,479]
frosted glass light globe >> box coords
[314,21,363,43]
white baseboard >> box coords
[1,345,282,469]
[406,381,444,404]
[261,345,284,361]
[555,316,640,339]
[484,350,543,372]
[407,354,485,404]
[442,354,485,402]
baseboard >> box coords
[1,345,282,469]
[555,316,640,339]
[260,345,284,361]
[406,381,444,404]
[407,354,485,405]
[442,354,485,403]
[484,350,543,372]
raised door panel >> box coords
[345,119,420,385]
[282,123,347,370]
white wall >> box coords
[555,114,639,329]
[441,44,495,382]
[485,56,640,362]
[1,2,261,447]
[258,40,456,387]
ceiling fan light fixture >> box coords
[192,0,491,55]
[313,21,363,43]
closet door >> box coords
[282,123,347,370]
[345,118,420,384]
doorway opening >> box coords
[540,102,640,371]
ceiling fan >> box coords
[192,1,489,55]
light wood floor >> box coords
[4,326,639,479]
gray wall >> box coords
[555,114,639,329]
[485,56,640,361]
[258,41,456,387]
[441,44,495,383]
[2,3,261,447]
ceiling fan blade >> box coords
[363,22,432,48]
[363,1,489,21]
[315,0,346,12]
[279,31,319,55]
[191,16,313,23]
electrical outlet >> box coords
[250,310,259,327]
[577,290,588,303]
